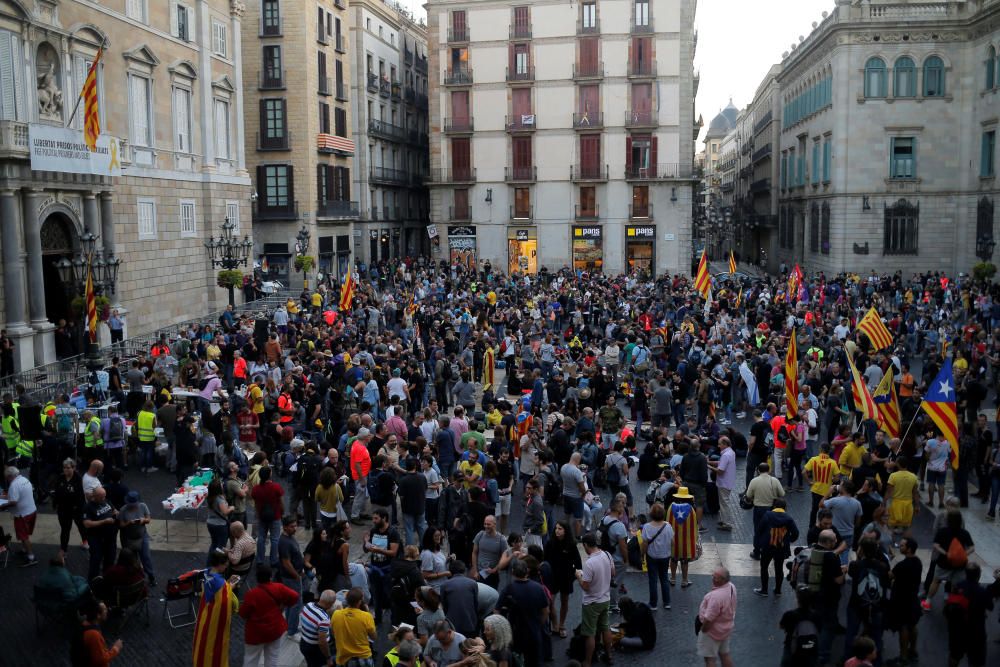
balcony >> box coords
[430,167,477,184]
[577,19,600,35]
[415,55,428,73]
[336,81,348,102]
[260,19,282,37]
[254,201,298,221]
[317,199,359,219]
[506,114,536,132]
[444,67,473,86]
[505,166,537,183]
[506,66,534,83]
[447,27,468,43]
[379,79,390,97]
[629,203,654,219]
[0,120,29,159]
[570,164,608,181]
[404,47,414,65]
[366,72,378,93]
[443,117,474,134]
[370,166,409,185]
[573,112,603,129]
[319,77,332,96]
[333,0,345,9]
[575,204,600,220]
[510,25,532,39]
[627,61,657,78]
[391,82,402,101]
[368,118,405,141]
[256,130,291,151]
[625,163,691,180]
[752,143,772,164]
[449,205,471,221]
[317,26,328,44]
[631,19,654,34]
[625,110,657,128]
[572,61,604,80]
[753,110,773,135]
[404,86,415,104]
[510,205,533,220]
[259,69,285,90]
[335,33,346,54]
[416,92,428,108]
[750,178,772,193]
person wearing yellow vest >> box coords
[136,400,158,474]
[2,401,21,467]
[383,625,422,666]
[81,410,104,467]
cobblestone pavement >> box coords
[3,401,999,666]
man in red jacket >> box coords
[239,563,300,666]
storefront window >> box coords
[625,225,655,276]
[508,227,537,274]
[572,226,603,272]
[448,226,477,270]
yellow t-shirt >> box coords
[804,454,840,496]
[887,470,918,504]
[459,460,483,489]
[248,384,265,414]
[331,608,375,663]
[838,442,865,472]
[312,292,322,307]
[314,483,343,515]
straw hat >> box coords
[673,486,694,500]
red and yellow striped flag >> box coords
[482,345,495,391]
[728,250,737,275]
[339,265,356,311]
[85,259,98,343]
[83,47,103,151]
[873,367,900,437]
[785,329,798,418]
[857,306,893,351]
[847,351,879,422]
[694,249,710,299]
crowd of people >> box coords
[3,258,1000,667]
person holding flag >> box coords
[872,368,900,438]
[666,488,699,588]
[339,265,356,312]
[921,359,959,508]
[694,249,711,300]
[193,550,241,667]
[728,251,737,276]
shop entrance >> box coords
[507,227,537,274]
[625,225,656,277]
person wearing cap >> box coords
[117,490,155,586]
[198,360,224,416]
[666,486,699,587]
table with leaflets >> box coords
[161,468,215,541]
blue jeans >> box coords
[646,556,671,607]
[439,460,455,482]
[402,512,426,547]
[284,577,303,635]
[988,476,1000,515]
[139,440,156,469]
[367,563,391,623]
[256,519,281,566]
[845,607,883,666]
[207,522,229,566]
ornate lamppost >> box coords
[293,226,313,289]
[206,218,253,307]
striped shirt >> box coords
[804,454,840,497]
[299,601,330,646]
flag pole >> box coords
[67,40,107,128]
[897,406,922,446]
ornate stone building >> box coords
[0,0,252,372]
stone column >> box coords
[1,190,34,372]
[22,189,55,365]
[231,1,247,175]
[100,191,115,257]
[83,192,100,238]
[199,0,216,171]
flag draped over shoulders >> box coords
[193,573,238,667]
[668,501,698,560]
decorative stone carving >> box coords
[230,0,246,19]
[36,43,63,121]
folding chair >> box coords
[161,570,203,629]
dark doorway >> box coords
[39,214,77,328]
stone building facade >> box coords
[348,0,430,263]
[0,0,251,372]
[772,0,1000,275]
[424,0,698,276]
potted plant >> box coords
[217,269,244,289]
[972,261,996,283]
[294,255,315,273]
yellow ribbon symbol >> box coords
[108,139,120,172]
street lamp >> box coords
[294,225,311,289]
[205,218,253,308]
[976,234,996,262]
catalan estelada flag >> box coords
[922,358,959,470]
[847,351,878,423]
[728,250,737,275]
[83,47,103,151]
[694,249,710,299]
[735,286,743,309]
[785,328,798,418]
[85,258,97,343]
[873,367,900,437]
[339,265,356,311]
[192,572,238,667]
[857,306,893,351]
[482,344,495,392]
[667,500,699,560]
[788,264,804,304]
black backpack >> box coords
[598,517,621,553]
[541,466,561,504]
[107,417,124,443]
[790,616,819,660]
[297,455,320,488]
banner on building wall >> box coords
[29,124,122,177]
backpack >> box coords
[56,409,74,435]
[790,548,826,594]
[605,454,623,487]
[297,456,320,489]
[626,534,644,568]
[854,565,885,607]
[946,537,968,568]
[599,517,621,554]
[775,425,791,445]
[645,480,664,506]
[440,361,453,382]
[542,466,561,504]
[107,417,124,442]
[790,616,819,660]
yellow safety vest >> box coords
[15,432,33,458]
[137,410,157,442]
[1,415,19,451]
[384,650,421,667]
[84,416,104,448]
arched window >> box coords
[864,57,886,98]
[987,46,996,90]
[923,56,945,97]
[893,57,916,97]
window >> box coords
[582,2,597,29]
[977,197,994,241]
[335,108,347,138]
[883,198,919,255]
[226,201,240,233]
[72,53,103,130]
[864,57,886,98]
[260,164,292,209]
[128,75,152,147]
[796,150,804,185]
[893,57,916,97]
[579,186,596,216]
[262,0,281,34]
[987,46,997,90]
[451,137,471,179]
[512,44,529,75]
[983,130,996,178]
[628,136,651,175]
[212,20,228,57]
[634,0,649,26]
[513,187,530,219]
[318,101,330,134]
[137,198,157,239]
[811,142,820,185]
[451,10,467,40]
[632,186,649,217]
[261,99,286,143]
[126,0,147,23]
[215,99,231,160]
[263,45,282,84]
[821,203,831,255]
[780,153,787,189]
[923,56,945,97]
[179,199,196,237]
[822,138,831,182]
[172,3,194,41]
[890,137,915,179]
[0,31,23,120]
[513,6,530,35]
[809,204,819,253]
[173,87,192,153]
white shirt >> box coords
[82,472,101,500]
[386,377,408,401]
[6,474,36,517]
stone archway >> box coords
[40,213,78,328]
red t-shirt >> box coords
[350,440,372,480]
[770,415,788,450]
[251,481,284,519]
[237,411,259,443]
[238,582,300,644]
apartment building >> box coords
[425,0,698,276]
[349,0,430,263]
[0,0,251,371]
[243,0,358,285]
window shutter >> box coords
[9,32,22,120]
[170,2,179,37]
[0,34,13,120]
[317,164,326,202]
[625,136,633,173]
[186,6,196,41]
[341,167,351,201]
[130,77,149,146]
[73,56,86,130]
[650,136,658,176]
[508,44,515,75]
